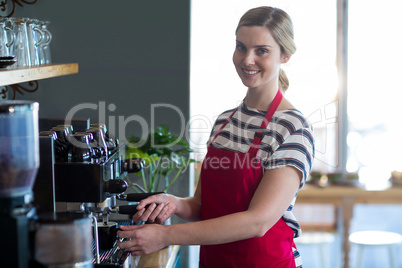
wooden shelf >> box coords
[0,63,79,87]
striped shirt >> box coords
[208,101,315,239]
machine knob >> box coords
[104,180,128,194]
[121,158,144,173]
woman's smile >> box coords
[242,68,261,77]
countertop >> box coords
[131,245,180,268]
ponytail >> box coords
[279,68,289,92]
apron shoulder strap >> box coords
[210,104,240,145]
[248,90,283,155]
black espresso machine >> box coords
[0,101,161,268]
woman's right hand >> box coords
[133,193,178,224]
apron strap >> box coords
[248,89,283,156]
[210,104,240,145]
[210,89,283,153]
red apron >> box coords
[199,90,297,268]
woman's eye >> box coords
[236,44,246,52]
[257,48,268,55]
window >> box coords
[347,0,402,188]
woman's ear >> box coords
[281,54,291,64]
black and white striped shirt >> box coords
[208,101,315,238]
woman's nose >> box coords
[243,52,255,66]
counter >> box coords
[132,245,180,268]
[297,184,402,268]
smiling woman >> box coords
[189,1,336,267]
[191,1,402,267]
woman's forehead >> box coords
[236,26,279,48]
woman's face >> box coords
[233,26,288,91]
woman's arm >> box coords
[118,166,301,255]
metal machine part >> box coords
[53,144,138,203]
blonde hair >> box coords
[236,6,296,92]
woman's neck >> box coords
[244,86,278,111]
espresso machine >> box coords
[0,101,160,268]
[34,119,160,267]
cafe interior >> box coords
[0,0,401,268]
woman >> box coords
[118,6,314,268]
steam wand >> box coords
[91,215,100,264]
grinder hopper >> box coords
[0,100,40,197]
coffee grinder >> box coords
[0,100,40,267]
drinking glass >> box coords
[27,19,44,66]
[0,17,15,56]
[38,20,52,64]
[9,17,31,67]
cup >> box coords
[9,17,31,67]
[67,133,93,162]
[51,126,70,161]
[95,221,119,250]
[38,20,52,65]
[39,130,57,139]
[90,123,119,152]
[56,124,74,134]
[86,127,109,159]
[0,17,15,56]
[27,19,44,66]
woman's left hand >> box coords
[133,194,178,224]
[117,224,168,256]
